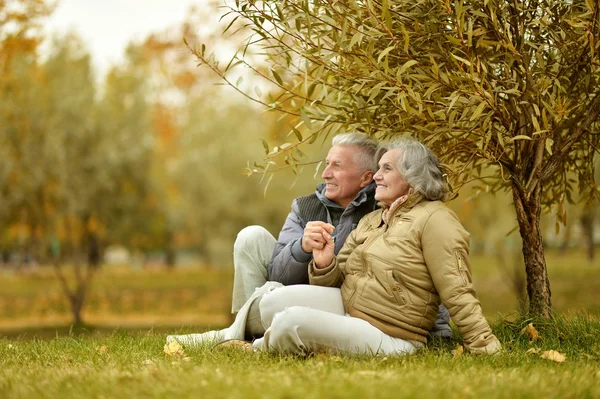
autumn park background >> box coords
[2,0,600,397]
[1,0,600,336]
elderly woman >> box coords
[253,138,501,356]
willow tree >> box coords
[193,0,600,317]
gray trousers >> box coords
[231,225,276,313]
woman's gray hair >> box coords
[378,138,448,201]
[332,133,378,172]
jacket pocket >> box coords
[385,270,406,305]
[454,250,470,285]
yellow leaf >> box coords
[164,341,185,358]
[526,348,540,354]
[142,359,157,368]
[520,323,540,341]
[470,101,487,121]
[510,135,533,141]
[96,345,109,354]
[452,344,464,358]
[541,350,566,363]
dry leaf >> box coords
[163,341,185,358]
[214,340,253,352]
[526,348,540,354]
[520,323,540,341]
[452,344,464,358]
[142,359,157,368]
[96,345,109,354]
[541,350,566,363]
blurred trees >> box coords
[193,0,600,318]
[0,3,322,324]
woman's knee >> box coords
[259,286,289,328]
[266,306,308,351]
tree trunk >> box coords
[581,209,595,262]
[70,294,84,326]
[512,183,552,318]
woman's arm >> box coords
[422,208,501,354]
[308,218,366,288]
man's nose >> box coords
[322,165,332,179]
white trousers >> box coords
[253,285,421,356]
[232,226,276,313]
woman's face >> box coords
[374,148,410,205]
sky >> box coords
[43,0,209,77]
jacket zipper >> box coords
[455,250,467,285]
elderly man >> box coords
[168,133,451,346]
[232,133,379,311]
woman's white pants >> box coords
[253,285,421,356]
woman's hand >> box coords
[313,230,335,269]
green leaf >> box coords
[531,116,541,132]
[260,139,269,155]
[292,128,303,141]
[398,60,418,76]
[300,109,312,130]
[377,46,395,64]
[510,135,533,141]
[272,69,283,85]
[545,138,554,155]
[349,32,363,49]
[470,101,487,121]
[451,53,472,66]
[307,82,317,97]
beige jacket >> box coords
[309,198,500,353]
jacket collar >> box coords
[315,181,376,210]
[377,191,425,224]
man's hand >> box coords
[301,221,335,253]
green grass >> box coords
[1,316,599,399]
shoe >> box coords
[166,330,226,348]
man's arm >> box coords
[268,200,312,285]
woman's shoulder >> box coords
[356,208,384,228]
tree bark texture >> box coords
[512,183,552,318]
[581,209,595,262]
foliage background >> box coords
[0,0,598,331]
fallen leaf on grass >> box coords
[142,360,157,368]
[541,350,566,363]
[164,341,185,358]
[96,345,108,354]
[526,348,540,354]
[452,344,464,358]
[520,323,540,341]
[214,339,253,352]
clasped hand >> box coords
[301,221,335,269]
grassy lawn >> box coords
[1,316,599,398]
[0,250,599,398]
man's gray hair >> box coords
[379,137,448,201]
[332,133,378,172]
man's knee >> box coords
[234,226,270,251]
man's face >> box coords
[321,145,373,208]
